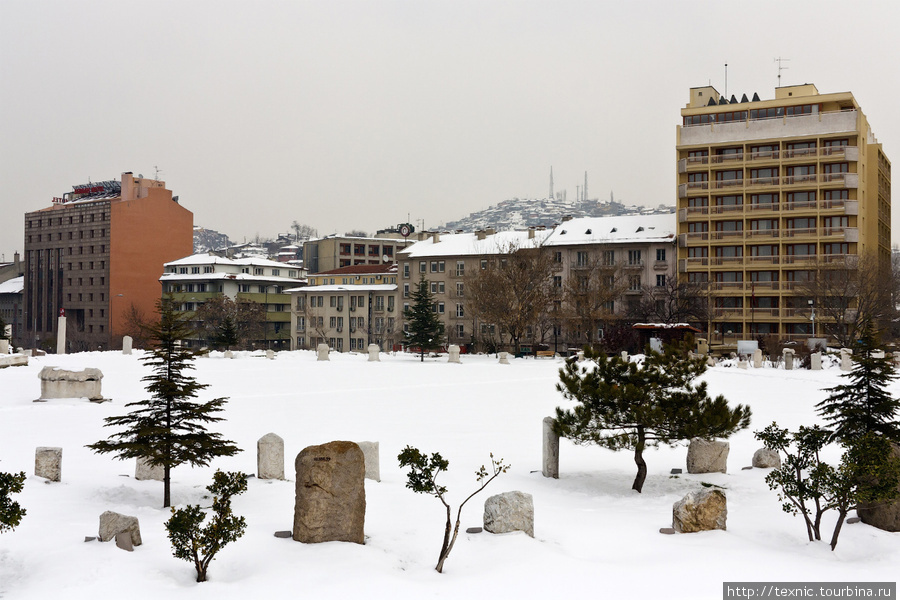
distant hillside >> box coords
[193,226,231,254]
[443,196,674,232]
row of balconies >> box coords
[570,261,647,270]
[679,254,856,272]
[679,146,859,171]
[679,227,857,246]
[296,324,394,335]
[679,200,857,219]
[679,173,857,198]
[711,307,857,320]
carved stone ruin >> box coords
[293,441,365,544]
[737,359,748,369]
[498,351,510,365]
[753,349,762,369]
[35,446,62,481]
[257,433,285,480]
[686,438,729,474]
[673,488,727,533]
[224,350,234,359]
[266,349,275,360]
[621,351,628,362]
[448,344,461,364]
[356,441,380,482]
[752,448,781,469]
[783,348,795,371]
[98,511,142,546]
[122,336,133,355]
[542,416,560,479]
[135,457,164,481]
[840,348,852,371]
[696,338,709,356]
[317,343,330,361]
[483,491,534,537]
[0,339,8,355]
[367,344,380,362]
[38,366,103,401]
[810,352,822,370]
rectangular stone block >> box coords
[35,446,62,481]
[357,441,380,482]
[542,417,559,479]
[293,441,365,544]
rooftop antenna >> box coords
[153,165,162,180]
[724,63,728,98]
[775,57,790,87]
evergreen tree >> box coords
[213,314,239,351]
[817,321,900,444]
[88,298,241,507]
[166,470,248,582]
[0,469,26,533]
[554,342,752,492]
[404,275,445,362]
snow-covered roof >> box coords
[164,253,236,267]
[0,276,24,294]
[400,230,552,259]
[288,284,397,293]
[542,214,676,247]
[159,273,304,284]
[231,256,290,269]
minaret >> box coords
[549,166,554,200]
[583,171,588,203]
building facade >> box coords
[160,254,305,349]
[289,264,399,352]
[0,276,24,347]
[302,235,411,274]
[676,84,891,343]
[23,173,193,351]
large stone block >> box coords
[356,441,380,482]
[484,491,534,537]
[35,446,62,481]
[448,345,461,364]
[258,433,285,480]
[122,336,133,355]
[135,457,164,481]
[686,438,729,474]
[98,511,142,546]
[38,366,103,400]
[293,441,365,544]
[752,448,781,469]
[673,488,727,533]
[542,417,559,479]
[317,343,330,361]
[858,443,900,532]
[367,344,380,362]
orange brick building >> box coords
[23,172,193,351]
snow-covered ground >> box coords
[0,350,897,599]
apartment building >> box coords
[676,84,891,342]
[23,173,192,351]
[302,235,411,274]
[0,276,24,347]
[160,253,305,349]
[289,264,399,352]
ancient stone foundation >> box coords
[38,366,103,400]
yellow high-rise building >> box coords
[676,84,891,343]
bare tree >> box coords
[562,252,629,347]
[626,276,710,326]
[291,221,318,242]
[121,303,152,349]
[194,297,265,350]
[465,242,554,353]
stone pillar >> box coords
[752,349,762,368]
[542,417,560,478]
[317,343,330,361]
[56,316,66,355]
[357,441,380,482]
[258,433,285,480]
[448,345,461,363]
[621,351,628,362]
[35,446,62,481]
[122,336,133,355]
[367,344,380,362]
[224,350,234,359]
[697,338,708,355]
[686,438,729,474]
[135,457,163,481]
[840,348,852,371]
[266,349,275,360]
[498,352,510,365]
[810,352,822,370]
[293,441,366,544]
[0,339,8,355]
[783,348,794,370]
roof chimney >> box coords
[528,226,535,239]
[561,215,573,222]
[432,232,441,243]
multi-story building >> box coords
[289,264,399,352]
[676,83,891,342]
[397,214,675,352]
[0,276,24,347]
[302,234,411,274]
[160,254,305,349]
[23,173,193,351]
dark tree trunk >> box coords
[164,464,171,508]
[830,509,848,551]
[436,504,452,573]
[632,426,647,493]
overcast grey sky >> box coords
[2,0,898,261]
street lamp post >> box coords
[808,299,816,337]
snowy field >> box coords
[0,350,897,599]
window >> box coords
[602,250,615,266]
[456,261,465,277]
[297,296,306,310]
[656,275,666,287]
[297,316,306,331]
[254,268,264,275]
[456,324,465,338]
[330,296,337,308]
[629,276,641,291]
[419,261,426,273]
[340,243,351,255]
[627,250,642,265]
[329,316,336,328]
[456,303,464,317]
[354,244,365,256]
[576,251,588,267]
[375,296,385,311]
[272,269,280,276]
[456,282,464,297]
[655,249,666,262]
[553,275,562,288]
[480,259,488,270]
[403,263,410,278]
[403,283,410,298]
[430,281,445,294]
[786,165,816,183]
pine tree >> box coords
[0,469,26,533]
[817,321,900,444]
[404,275,445,362]
[213,314,239,351]
[554,342,752,492]
[87,297,241,507]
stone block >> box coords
[783,348,794,370]
[673,488,727,533]
[542,417,559,479]
[752,448,781,469]
[293,441,365,544]
[224,350,234,359]
[135,457,164,481]
[483,491,534,537]
[840,348,852,371]
[810,352,822,370]
[35,446,62,481]
[357,441,380,482]
[686,438,729,474]
[0,339,8,354]
[258,433,285,480]
[38,366,103,400]
[98,511,142,546]
[317,343,330,361]
[448,344,461,364]
[122,336,133,355]
[753,349,762,368]
[115,531,134,552]
[498,352,510,365]
[367,344,380,362]
[266,349,275,360]
[737,360,748,369]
